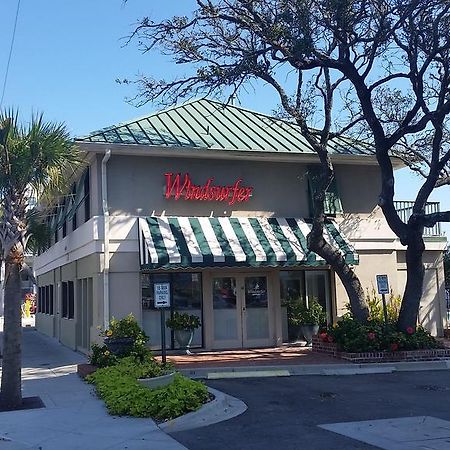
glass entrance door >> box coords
[212,275,270,349]
[212,277,241,348]
[243,276,270,347]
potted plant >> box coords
[166,311,201,355]
[136,355,176,389]
[287,299,326,346]
[101,313,149,356]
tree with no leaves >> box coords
[125,0,450,331]
[0,111,79,410]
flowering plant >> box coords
[89,343,118,368]
[323,315,441,353]
[100,314,147,341]
[97,313,149,360]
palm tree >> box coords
[0,111,79,409]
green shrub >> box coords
[89,343,119,368]
[86,357,208,420]
[365,288,402,322]
[166,311,201,331]
[286,298,326,326]
[322,315,441,353]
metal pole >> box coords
[160,309,166,365]
[381,293,388,329]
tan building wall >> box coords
[35,149,447,351]
[104,154,381,218]
[36,254,101,351]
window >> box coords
[71,183,77,231]
[307,166,343,216]
[62,198,67,238]
[62,282,67,317]
[45,286,50,314]
[62,281,75,319]
[53,206,59,243]
[141,273,202,311]
[280,270,331,343]
[141,272,203,350]
[280,271,305,304]
[83,167,90,222]
[68,281,74,319]
[38,287,42,313]
[38,284,54,315]
[49,285,54,315]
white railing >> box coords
[394,201,442,236]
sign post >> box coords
[154,282,171,365]
[376,274,390,328]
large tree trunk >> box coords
[397,229,425,331]
[0,259,23,409]
[308,231,368,322]
[308,160,369,323]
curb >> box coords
[159,387,247,433]
[178,359,450,379]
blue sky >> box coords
[1,0,448,237]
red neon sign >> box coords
[164,173,253,206]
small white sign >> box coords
[376,275,390,295]
[154,283,171,308]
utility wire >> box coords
[0,0,22,108]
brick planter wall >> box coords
[310,337,339,356]
[311,336,450,363]
[77,363,98,379]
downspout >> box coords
[102,149,111,329]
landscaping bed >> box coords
[311,297,450,363]
[83,314,210,421]
[86,357,209,420]
[312,336,450,363]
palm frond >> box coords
[0,108,80,258]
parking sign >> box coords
[154,283,171,308]
[376,275,390,295]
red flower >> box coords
[367,332,376,340]
[327,335,334,343]
[319,332,328,342]
[390,342,399,352]
[406,326,415,335]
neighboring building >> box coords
[34,99,448,353]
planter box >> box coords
[138,372,176,389]
[311,336,450,363]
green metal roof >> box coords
[76,98,374,156]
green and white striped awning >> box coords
[138,217,358,270]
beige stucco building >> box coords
[34,99,448,353]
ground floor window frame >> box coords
[141,271,204,351]
[280,268,333,344]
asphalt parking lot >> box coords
[171,370,450,450]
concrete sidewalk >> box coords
[0,326,187,450]
[2,324,450,449]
